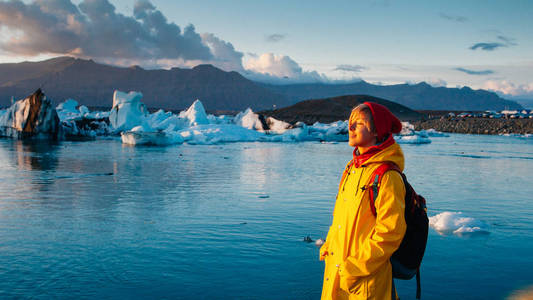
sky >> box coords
[0,0,532,99]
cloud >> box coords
[266,34,285,43]
[470,34,517,51]
[454,67,494,75]
[483,80,533,97]
[439,13,468,22]
[199,33,244,72]
[243,53,328,84]
[426,78,447,87]
[497,35,517,46]
[0,0,212,61]
[0,0,343,84]
[333,64,366,73]
[469,42,506,51]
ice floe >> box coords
[178,99,209,126]
[234,108,268,131]
[109,90,149,132]
[429,211,489,235]
[0,89,61,139]
[3,88,448,145]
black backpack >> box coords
[367,162,429,299]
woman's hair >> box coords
[349,103,376,133]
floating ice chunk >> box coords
[266,116,291,134]
[396,135,431,144]
[400,121,415,136]
[121,130,183,145]
[429,211,489,235]
[0,89,60,139]
[56,99,82,121]
[179,99,209,126]
[308,121,349,141]
[424,129,449,137]
[109,90,148,132]
[234,108,267,131]
[178,124,267,144]
[148,109,187,131]
[207,114,233,124]
[78,105,89,115]
[57,99,79,113]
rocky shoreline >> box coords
[412,117,533,135]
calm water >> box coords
[0,134,532,299]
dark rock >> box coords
[413,118,533,135]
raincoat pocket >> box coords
[342,275,376,299]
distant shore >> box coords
[413,117,533,135]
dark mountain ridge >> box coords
[0,57,522,112]
[260,81,522,111]
[0,57,289,110]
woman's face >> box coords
[349,113,377,148]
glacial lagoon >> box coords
[0,134,532,299]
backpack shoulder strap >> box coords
[368,162,402,216]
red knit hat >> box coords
[363,102,402,141]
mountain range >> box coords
[0,57,287,111]
[0,57,522,111]
[261,81,522,111]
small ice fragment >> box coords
[429,211,489,235]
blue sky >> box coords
[1,0,532,98]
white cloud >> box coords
[483,80,533,96]
[243,53,327,84]
[0,0,212,61]
[426,78,448,87]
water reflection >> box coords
[13,140,60,171]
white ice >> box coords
[429,211,489,235]
[234,108,267,131]
[396,135,432,144]
[49,91,444,146]
[0,92,60,138]
[178,99,209,126]
[109,90,149,132]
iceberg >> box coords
[266,116,291,134]
[22,91,441,145]
[429,211,489,235]
[423,129,449,137]
[0,89,61,139]
[396,135,431,144]
[121,125,183,146]
[56,98,79,118]
[56,98,111,138]
[178,124,267,144]
[234,108,268,131]
[395,121,433,144]
[178,99,209,126]
[109,90,149,132]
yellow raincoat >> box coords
[320,142,407,300]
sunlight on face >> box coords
[348,111,377,148]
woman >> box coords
[320,102,407,300]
